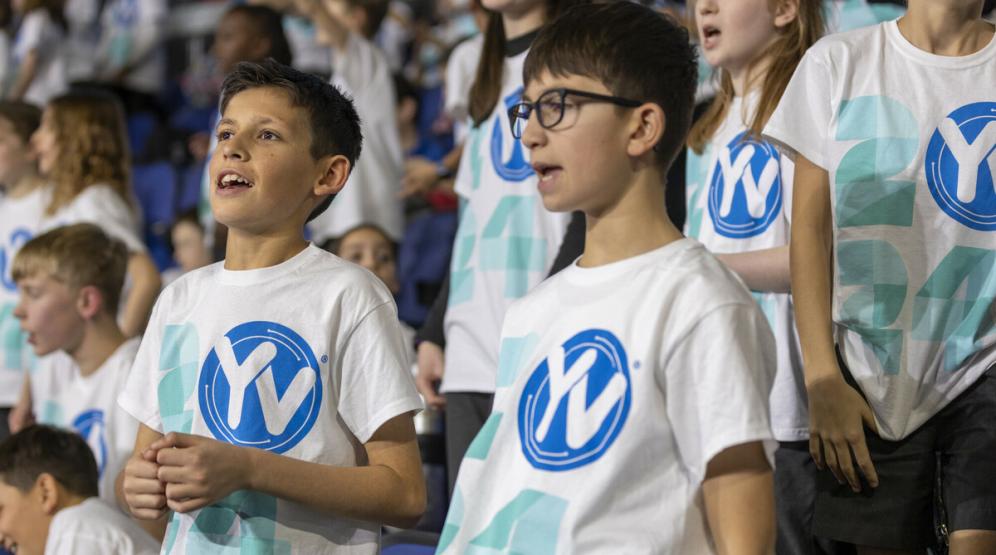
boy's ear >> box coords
[626,103,666,160]
[75,285,104,321]
[314,154,351,197]
[773,0,799,29]
[35,473,61,515]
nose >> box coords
[221,133,248,161]
[519,109,546,150]
[697,0,717,16]
[12,298,25,320]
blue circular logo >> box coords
[73,410,107,477]
[708,131,783,238]
[517,329,631,471]
[491,87,534,182]
[199,321,322,454]
[925,102,996,231]
[1,228,33,291]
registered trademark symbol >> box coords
[321,354,329,364]
[633,361,641,370]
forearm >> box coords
[8,53,38,100]
[702,442,775,555]
[305,5,350,50]
[716,245,790,293]
[121,253,161,337]
[246,447,425,528]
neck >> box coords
[728,48,774,98]
[502,7,545,40]
[5,172,44,198]
[224,228,309,270]
[899,2,992,56]
[69,318,126,377]
[580,170,683,268]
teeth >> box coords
[220,174,250,186]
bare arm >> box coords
[791,155,878,492]
[293,0,351,50]
[154,413,426,528]
[716,245,790,293]
[702,441,774,555]
[7,50,39,101]
[120,253,161,337]
[117,423,170,541]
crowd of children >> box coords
[0,0,994,554]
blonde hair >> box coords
[12,224,128,315]
[687,0,824,154]
[44,92,132,216]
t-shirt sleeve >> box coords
[117,299,166,431]
[14,11,46,58]
[664,302,776,481]
[69,187,146,254]
[763,48,833,170]
[337,301,423,443]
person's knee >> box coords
[949,529,996,555]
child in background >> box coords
[684,1,825,552]
[31,90,160,336]
[765,0,996,552]
[162,209,212,287]
[290,0,406,244]
[6,0,67,106]
[439,3,776,552]
[413,0,577,497]
[0,425,158,555]
[117,60,424,552]
[332,223,401,297]
[11,224,140,512]
[0,102,42,439]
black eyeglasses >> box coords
[508,88,643,140]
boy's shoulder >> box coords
[49,498,159,554]
[807,20,888,64]
[514,238,756,318]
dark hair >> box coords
[523,2,697,172]
[343,0,390,38]
[325,222,397,256]
[220,60,363,221]
[0,425,99,498]
[467,0,578,127]
[0,101,41,145]
[223,5,294,66]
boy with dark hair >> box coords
[0,425,158,555]
[437,3,777,553]
[117,59,425,553]
[10,223,140,516]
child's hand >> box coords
[123,448,169,520]
[152,432,252,513]
[416,341,446,409]
[807,374,880,493]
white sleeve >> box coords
[762,48,833,170]
[664,302,776,481]
[14,11,46,58]
[117,300,167,432]
[332,33,384,98]
[336,302,423,443]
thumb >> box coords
[150,431,198,451]
[860,402,879,435]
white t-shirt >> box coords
[685,93,806,442]
[0,187,46,406]
[94,0,167,94]
[308,34,404,243]
[440,239,776,554]
[443,34,482,143]
[39,184,145,254]
[63,0,100,82]
[118,244,423,554]
[13,10,68,107]
[35,339,140,507]
[764,20,996,440]
[46,498,160,555]
[283,15,332,76]
[826,0,905,34]
[442,48,571,394]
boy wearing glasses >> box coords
[435,3,777,554]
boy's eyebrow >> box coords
[216,115,290,130]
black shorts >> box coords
[812,360,996,550]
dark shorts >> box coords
[812,360,996,550]
[443,392,493,498]
[776,441,850,555]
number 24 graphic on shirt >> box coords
[199,321,322,454]
[518,329,631,471]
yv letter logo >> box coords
[73,410,108,477]
[199,321,322,453]
[708,131,783,238]
[1,228,33,292]
[925,102,996,231]
[518,329,631,471]
[490,87,534,182]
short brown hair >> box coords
[12,224,128,315]
[0,101,41,145]
[0,425,99,498]
[523,2,698,173]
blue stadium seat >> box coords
[132,162,178,270]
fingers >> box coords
[127,458,162,481]
[165,481,207,502]
[809,434,824,469]
[833,437,861,492]
[822,438,845,485]
[167,496,212,514]
[850,435,879,489]
[415,374,446,409]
